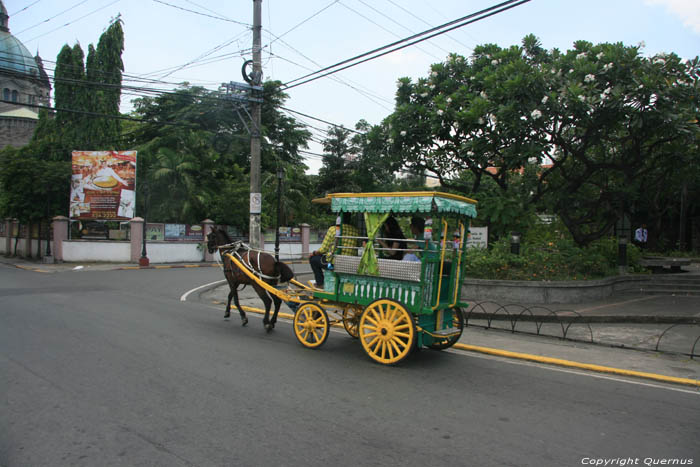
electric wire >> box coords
[21,0,122,46]
[383,0,475,53]
[9,0,43,17]
[337,0,442,62]
[152,0,251,27]
[281,0,530,90]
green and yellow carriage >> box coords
[290,191,478,365]
[222,191,477,364]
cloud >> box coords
[645,0,700,34]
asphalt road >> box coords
[1,265,698,467]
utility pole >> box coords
[249,0,263,249]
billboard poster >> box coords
[146,223,164,241]
[165,224,186,241]
[70,151,137,220]
[164,224,203,241]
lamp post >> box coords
[274,166,284,262]
[139,183,149,267]
[510,231,521,255]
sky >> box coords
[5,0,700,173]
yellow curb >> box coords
[453,343,700,388]
[13,264,50,273]
[228,305,700,388]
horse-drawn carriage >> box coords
[208,191,477,365]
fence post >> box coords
[202,219,215,262]
[52,216,69,263]
[300,223,310,259]
[130,217,145,264]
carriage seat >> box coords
[333,255,422,282]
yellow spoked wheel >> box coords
[428,308,465,350]
[359,299,416,365]
[293,303,330,349]
[342,305,362,339]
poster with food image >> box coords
[70,151,137,220]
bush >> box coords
[464,227,646,281]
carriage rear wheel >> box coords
[428,308,465,350]
[359,299,416,365]
[293,303,330,349]
[342,305,362,339]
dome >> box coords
[0,31,40,77]
[0,1,40,78]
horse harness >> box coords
[217,241,282,282]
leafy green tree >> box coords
[129,81,312,230]
[386,35,700,245]
[317,125,359,195]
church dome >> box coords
[0,1,40,78]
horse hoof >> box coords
[241,318,249,327]
[265,323,273,333]
[224,312,231,319]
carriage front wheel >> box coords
[293,302,330,349]
[359,299,416,365]
[342,305,362,339]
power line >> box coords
[10,0,43,17]
[262,0,339,49]
[337,0,442,62]
[151,0,251,27]
[11,0,91,37]
[281,0,530,90]
[383,0,474,53]
[21,0,122,45]
[281,106,363,134]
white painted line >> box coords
[180,279,226,302]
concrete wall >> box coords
[143,242,203,263]
[461,275,652,304]
[62,240,131,262]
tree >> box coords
[129,81,312,230]
[317,125,359,195]
[386,35,700,245]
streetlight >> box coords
[139,183,149,267]
[274,166,284,262]
[510,231,521,255]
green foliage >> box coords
[383,36,700,247]
[464,221,646,280]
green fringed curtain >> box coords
[357,212,390,275]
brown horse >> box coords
[207,227,294,332]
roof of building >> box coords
[0,107,39,119]
[0,1,41,78]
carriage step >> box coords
[427,328,461,338]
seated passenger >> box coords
[378,215,407,261]
[309,212,359,288]
[403,216,424,262]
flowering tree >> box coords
[386,35,699,245]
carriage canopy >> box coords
[322,191,477,218]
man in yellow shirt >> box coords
[309,212,359,288]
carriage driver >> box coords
[309,212,359,288]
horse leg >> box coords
[224,290,233,319]
[270,295,282,329]
[254,284,274,332]
[231,287,248,326]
